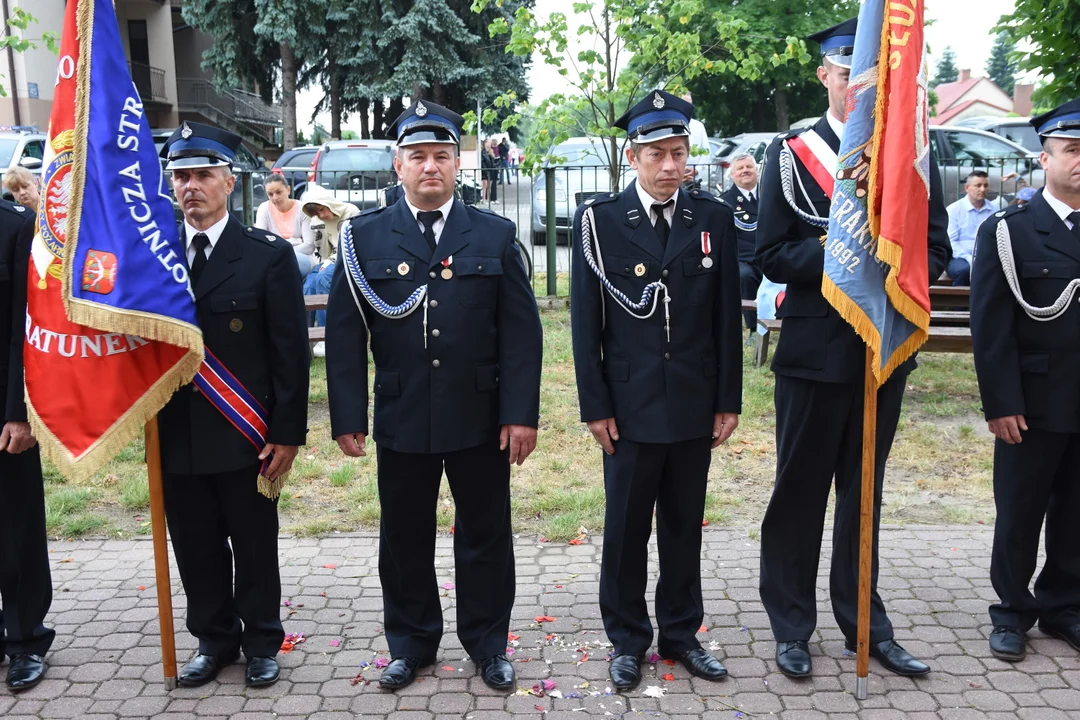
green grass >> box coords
[45,487,96,532]
[60,514,109,537]
[119,477,150,510]
[329,466,353,487]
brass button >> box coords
[432,359,440,368]
[432,329,440,337]
[429,300,439,308]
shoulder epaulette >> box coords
[995,203,1028,219]
[774,126,809,142]
[689,188,725,204]
[244,226,284,246]
[358,205,385,217]
[0,199,31,220]
[580,192,619,209]
[469,205,514,223]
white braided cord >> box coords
[778,141,830,229]
[580,206,668,322]
[995,218,1080,322]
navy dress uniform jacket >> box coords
[570,180,743,444]
[719,185,759,265]
[0,201,32,424]
[325,198,543,454]
[158,217,310,475]
[971,193,1080,433]
[755,116,951,383]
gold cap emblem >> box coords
[634,263,646,277]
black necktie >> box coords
[652,200,674,247]
[748,191,756,205]
[190,232,210,286]
[417,210,442,253]
[1069,211,1080,243]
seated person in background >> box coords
[719,153,761,329]
[255,174,316,278]
[945,170,995,286]
[754,276,787,335]
[299,184,360,357]
[2,167,40,213]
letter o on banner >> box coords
[58,55,75,81]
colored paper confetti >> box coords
[535,616,557,623]
[323,563,337,569]
[642,686,665,698]
[662,673,675,681]
[372,657,390,669]
[646,652,661,664]
[329,639,341,647]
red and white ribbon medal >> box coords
[700,232,713,269]
[441,255,454,280]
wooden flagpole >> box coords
[855,346,879,699]
[145,417,178,690]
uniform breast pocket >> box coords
[455,256,503,307]
[364,258,420,305]
[210,291,259,342]
[1020,261,1080,307]
[606,254,652,297]
[681,256,716,304]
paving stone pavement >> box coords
[3,526,1079,719]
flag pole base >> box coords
[855,675,868,700]
[164,676,178,691]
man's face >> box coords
[731,158,758,190]
[626,136,689,200]
[965,175,989,205]
[816,58,851,121]
[11,181,39,211]
[1041,138,1080,199]
[393,143,459,209]
[171,166,234,225]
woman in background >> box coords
[255,174,316,277]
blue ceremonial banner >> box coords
[820,0,932,384]
[26,0,202,478]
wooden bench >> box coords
[929,285,970,311]
[305,294,328,346]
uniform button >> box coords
[432,359,440,368]
[432,329,440,337]
[429,300,439,308]
[624,266,631,273]
[376,383,382,391]
[1043,268,1050,275]
[664,352,671,360]
[662,269,669,278]
[191,385,199,393]
[429,271,437,279]
[231,300,237,307]
[385,268,392,275]
[478,264,483,271]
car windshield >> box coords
[947,131,1028,161]
[320,147,393,172]
[552,145,610,166]
[999,125,1041,153]
[286,151,316,168]
[0,138,19,167]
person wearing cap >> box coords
[570,89,743,690]
[970,98,1080,663]
[325,100,542,691]
[0,198,53,692]
[754,18,950,679]
[157,121,310,688]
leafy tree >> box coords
[931,46,957,88]
[985,32,1016,97]
[995,1,1078,108]
[0,8,59,98]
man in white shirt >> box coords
[945,171,996,285]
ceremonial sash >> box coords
[192,348,283,498]
[787,129,838,199]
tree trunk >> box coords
[280,42,298,150]
[373,99,385,139]
[359,98,371,140]
[774,80,790,131]
[384,97,404,138]
[328,54,343,140]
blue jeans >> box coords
[947,257,971,287]
[304,262,335,327]
[295,250,314,278]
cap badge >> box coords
[180,122,193,139]
[653,92,665,109]
[416,101,428,118]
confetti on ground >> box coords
[441,582,455,590]
[661,673,675,681]
[698,624,708,633]
[280,632,306,653]
[535,616,557,623]
[137,585,146,591]
[508,632,521,641]
[441,665,455,671]
[329,639,341,647]
[642,685,665,698]
[372,657,390,669]
[663,659,675,666]
[646,652,661,664]
[322,563,337,569]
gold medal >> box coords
[441,267,454,280]
[397,262,410,276]
[229,318,243,332]
[634,263,646,277]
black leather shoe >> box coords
[776,641,811,678]
[245,656,280,687]
[6,654,46,691]
[989,626,1026,662]
[379,656,434,689]
[478,654,515,691]
[845,638,930,677]
[669,648,727,680]
[609,654,642,689]
[177,653,237,687]
[1039,621,1080,652]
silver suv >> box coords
[309,139,397,211]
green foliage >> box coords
[985,32,1016,97]
[995,1,1078,108]
[119,477,150,510]
[931,46,958,88]
[0,8,59,98]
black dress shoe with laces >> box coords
[478,654,515,690]
[776,641,812,678]
[379,656,433,689]
[178,652,237,687]
[609,654,643,689]
[5,654,46,691]
[669,648,727,680]
[1039,621,1080,652]
[845,638,930,676]
[245,656,280,686]
[989,626,1026,661]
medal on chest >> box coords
[441,255,453,280]
[700,231,713,268]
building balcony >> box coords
[129,61,170,105]
[176,77,282,146]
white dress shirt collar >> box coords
[184,212,230,264]
[405,195,457,245]
[1041,189,1080,228]
[826,109,845,144]
[737,184,758,203]
[635,181,678,227]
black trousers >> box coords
[739,261,763,330]
[0,445,54,658]
[759,372,906,644]
[990,429,1080,631]
[377,437,514,661]
[599,436,711,657]
[163,465,283,658]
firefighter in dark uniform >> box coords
[325,101,543,691]
[157,123,310,688]
[719,153,761,329]
[570,90,743,690]
[754,19,950,679]
[0,200,53,691]
[972,99,1080,663]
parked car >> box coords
[0,127,46,200]
[530,137,636,245]
[272,145,319,196]
[953,116,1040,153]
[930,124,1043,205]
[308,139,397,211]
